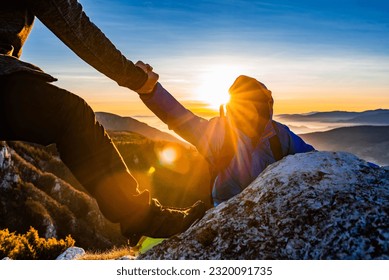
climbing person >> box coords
[136,61,315,206]
[0,0,205,245]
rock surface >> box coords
[0,141,126,250]
[56,247,85,260]
[139,151,389,260]
[117,255,136,260]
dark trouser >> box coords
[0,72,150,230]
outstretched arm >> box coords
[27,0,151,91]
[135,62,226,163]
[140,82,214,147]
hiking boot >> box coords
[122,198,206,246]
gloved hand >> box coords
[135,61,159,94]
[121,198,206,247]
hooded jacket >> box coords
[0,0,146,90]
[141,78,315,206]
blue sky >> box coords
[23,0,389,115]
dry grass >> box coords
[77,245,139,260]
[77,237,164,260]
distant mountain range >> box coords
[300,125,389,166]
[96,111,389,166]
[95,112,186,145]
[276,109,389,124]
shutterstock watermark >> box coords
[116,266,201,276]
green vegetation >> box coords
[138,237,165,254]
[0,227,75,260]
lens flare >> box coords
[159,147,177,165]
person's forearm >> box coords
[28,0,147,90]
[141,83,227,165]
[140,83,209,146]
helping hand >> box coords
[135,61,159,94]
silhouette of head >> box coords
[226,75,273,138]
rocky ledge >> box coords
[139,151,389,260]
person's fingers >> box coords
[135,61,147,72]
[146,64,153,72]
[149,71,159,81]
[136,61,155,74]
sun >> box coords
[194,64,247,110]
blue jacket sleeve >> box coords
[140,83,225,163]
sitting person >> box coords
[136,61,315,206]
[0,0,205,246]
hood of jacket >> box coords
[225,75,274,138]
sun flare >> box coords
[159,146,178,165]
[194,64,247,109]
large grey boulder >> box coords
[139,151,389,260]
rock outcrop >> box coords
[0,141,126,250]
[56,247,85,260]
[139,151,389,260]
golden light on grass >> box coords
[77,245,137,260]
[194,64,247,109]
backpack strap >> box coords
[269,121,283,161]
[208,106,236,204]
[212,105,236,173]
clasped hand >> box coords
[135,61,159,94]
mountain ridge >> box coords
[95,112,187,146]
[299,125,389,166]
[276,109,389,124]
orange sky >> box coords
[56,59,389,118]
